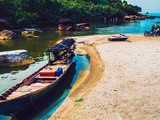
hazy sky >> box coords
[126,0,160,13]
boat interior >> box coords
[0,63,69,101]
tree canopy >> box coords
[0,0,141,27]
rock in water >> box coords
[21,29,41,38]
[0,50,35,68]
[0,30,16,40]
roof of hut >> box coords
[47,38,75,52]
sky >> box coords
[126,0,160,13]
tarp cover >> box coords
[47,38,75,52]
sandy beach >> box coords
[49,34,160,120]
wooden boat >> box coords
[0,38,76,116]
[108,34,128,41]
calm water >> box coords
[0,15,160,119]
[144,13,160,16]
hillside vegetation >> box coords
[0,0,141,27]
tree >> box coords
[0,0,142,27]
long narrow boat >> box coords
[0,38,76,116]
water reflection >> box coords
[0,115,11,120]
[0,65,29,74]
[0,59,48,94]
[0,39,14,47]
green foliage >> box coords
[0,0,141,27]
[123,4,141,15]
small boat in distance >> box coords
[0,38,76,116]
[108,34,128,41]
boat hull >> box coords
[0,62,75,116]
[0,95,31,116]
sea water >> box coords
[144,13,160,16]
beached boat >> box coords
[108,35,128,41]
[0,38,76,116]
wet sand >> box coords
[49,35,160,120]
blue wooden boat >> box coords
[0,38,76,116]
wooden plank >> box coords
[36,80,55,83]
[35,77,57,80]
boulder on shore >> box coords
[57,19,90,31]
[58,19,90,31]
[76,23,90,30]
[0,50,35,68]
[57,19,75,31]
[0,30,16,40]
[124,14,156,21]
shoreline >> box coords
[1,12,159,29]
[49,34,160,119]
[49,41,105,119]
